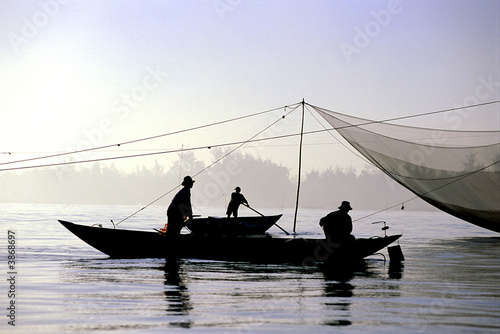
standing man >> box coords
[319,201,354,243]
[226,186,248,219]
[166,176,194,236]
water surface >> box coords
[0,204,499,333]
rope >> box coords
[308,100,500,129]
[115,104,301,225]
[0,129,308,172]
[3,100,497,172]
[2,99,497,226]
[353,157,500,223]
[0,104,294,167]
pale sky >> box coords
[1,0,499,175]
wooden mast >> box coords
[293,99,305,233]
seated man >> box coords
[319,201,354,243]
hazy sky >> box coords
[1,0,499,175]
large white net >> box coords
[313,105,500,233]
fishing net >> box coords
[312,105,500,233]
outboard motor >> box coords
[388,244,405,262]
[372,221,404,262]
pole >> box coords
[293,99,305,233]
[178,144,183,188]
[243,204,290,235]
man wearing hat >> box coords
[166,176,195,236]
[226,186,248,220]
[319,201,354,243]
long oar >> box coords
[243,203,290,235]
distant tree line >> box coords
[0,149,430,211]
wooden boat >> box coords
[186,214,283,235]
[58,220,401,264]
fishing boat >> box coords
[54,99,500,268]
[186,214,283,235]
[58,220,401,264]
[55,100,416,264]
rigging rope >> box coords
[308,100,500,128]
[2,99,498,228]
[115,104,301,225]
[0,128,308,172]
[112,99,500,227]
[0,104,294,167]
[2,100,497,172]
[353,159,500,223]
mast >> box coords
[293,99,305,233]
[178,144,184,188]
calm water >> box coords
[1,203,499,333]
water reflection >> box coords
[161,260,192,328]
[321,263,362,328]
[321,259,404,328]
[388,261,404,279]
[60,256,407,331]
[322,260,365,282]
[323,281,354,326]
[61,258,195,329]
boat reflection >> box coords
[60,256,404,330]
[323,280,354,327]
[161,260,192,328]
[321,259,404,327]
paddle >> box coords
[243,203,290,235]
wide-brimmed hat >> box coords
[338,201,352,210]
[182,176,195,186]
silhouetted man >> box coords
[319,201,354,243]
[166,176,194,236]
[226,186,248,219]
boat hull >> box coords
[59,220,401,264]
